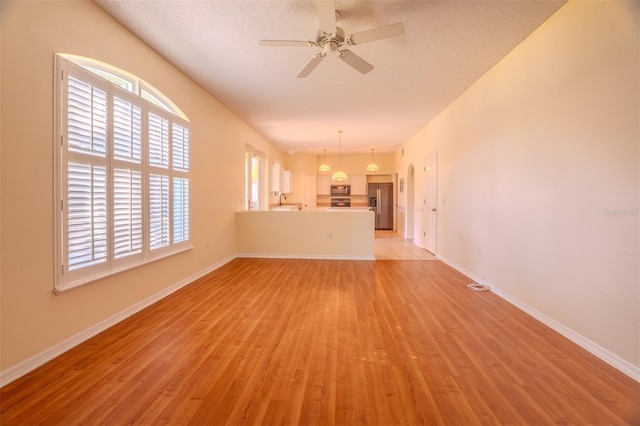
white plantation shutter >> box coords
[113,93,142,162]
[149,173,170,250]
[113,168,142,259]
[149,112,169,168]
[172,122,190,245]
[172,124,189,171]
[148,107,172,256]
[67,163,107,270]
[67,76,108,155]
[65,69,109,279]
[112,89,143,265]
[173,178,189,243]
[56,57,191,292]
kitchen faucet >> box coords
[279,193,286,206]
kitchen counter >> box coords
[324,207,372,211]
[269,203,302,210]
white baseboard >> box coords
[0,255,237,388]
[436,253,640,383]
[237,252,375,261]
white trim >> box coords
[0,255,236,388]
[237,253,375,261]
[54,245,194,294]
[436,253,640,383]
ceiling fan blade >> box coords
[339,50,374,74]
[297,54,324,78]
[316,0,336,34]
[259,40,315,47]
[348,22,405,45]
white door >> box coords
[406,164,415,241]
[424,152,437,254]
[302,174,316,210]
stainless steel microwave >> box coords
[330,185,350,196]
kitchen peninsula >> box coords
[236,210,374,259]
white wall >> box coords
[396,0,639,371]
[0,0,283,377]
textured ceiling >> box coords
[95,0,566,154]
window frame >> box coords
[244,145,265,211]
[54,55,191,293]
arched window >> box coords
[54,54,191,293]
[59,54,187,119]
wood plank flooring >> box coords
[1,258,639,425]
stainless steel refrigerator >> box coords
[368,183,393,230]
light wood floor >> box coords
[1,258,638,425]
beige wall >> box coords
[0,0,283,374]
[396,0,639,368]
[317,152,395,177]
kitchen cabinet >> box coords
[271,163,292,193]
[317,175,331,195]
[282,170,291,193]
[350,175,367,195]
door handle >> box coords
[432,208,437,212]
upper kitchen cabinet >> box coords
[271,163,292,193]
[331,176,350,185]
[317,175,331,195]
[350,175,367,195]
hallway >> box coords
[374,230,437,260]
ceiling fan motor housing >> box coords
[316,27,345,48]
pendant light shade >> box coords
[332,170,348,181]
[367,148,379,171]
[331,130,348,181]
[319,149,331,172]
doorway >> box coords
[424,152,437,254]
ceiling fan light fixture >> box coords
[319,148,331,172]
[366,148,379,171]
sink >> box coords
[270,206,299,211]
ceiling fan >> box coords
[259,0,404,78]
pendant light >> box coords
[319,149,331,172]
[366,148,379,172]
[331,130,348,181]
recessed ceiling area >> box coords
[95,0,566,154]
